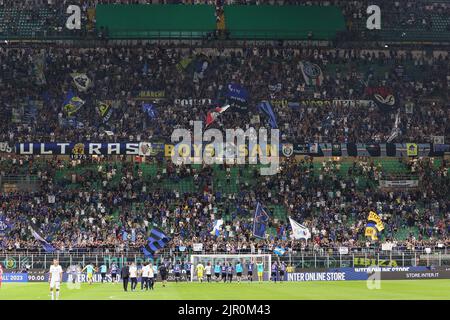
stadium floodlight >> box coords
[190,254,271,282]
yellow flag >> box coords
[365,226,378,241]
[368,211,384,232]
[406,143,418,156]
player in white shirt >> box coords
[49,259,63,300]
[148,263,155,290]
[205,262,212,283]
[129,262,138,291]
[140,262,150,291]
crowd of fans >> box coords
[0,46,448,145]
[0,0,449,258]
[0,156,448,254]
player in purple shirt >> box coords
[247,261,254,282]
[271,262,278,283]
[174,261,182,283]
[279,261,286,281]
[221,263,227,283]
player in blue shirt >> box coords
[100,264,108,283]
[247,261,254,282]
[221,263,227,283]
[226,263,234,283]
[271,261,278,283]
[174,260,182,283]
[214,263,221,282]
[235,262,243,283]
[184,261,192,282]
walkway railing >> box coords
[1,247,448,270]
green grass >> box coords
[0,280,449,300]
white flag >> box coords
[299,61,323,86]
[387,110,401,143]
[289,217,311,240]
[210,219,223,236]
[71,73,91,92]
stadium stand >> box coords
[0,156,448,253]
[0,46,449,144]
[0,0,448,258]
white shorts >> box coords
[50,279,61,290]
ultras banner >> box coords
[15,142,164,156]
[14,142,449,157]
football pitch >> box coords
[0,280,449,300]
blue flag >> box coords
[226,83,249,104]
[97,101,113,124]
[63,90,84,117]
[142,227,170,258]
[142,62,148,75]
[0,216,12,235]
[122,230,128,241]
[253,202,270,239]
[30,226,56,253]
[42,242,56,253]
[258,100,278,129]
[142,103,157,120]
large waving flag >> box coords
[30,226,55,253]
[0,216,13,235]
[274,246,286,256]
[142,227,170,258]
[258,100,278,129]
[193,54,209,82]
[365,223,379,241]
[387,111,401,143]
[253,202,270,239]
[142,103,157,120]
[226,83,249,104]
[289,217,311,240]
[210,219,224,237]
[368,211,384,232]
[63,90,85,117]
[299,61,324,86]
[176,55,194,73]
[365,211,384,241]
[97,101,113,124]
[365,85,397,113]
[71,73,91,92]
[205,104,230,127]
